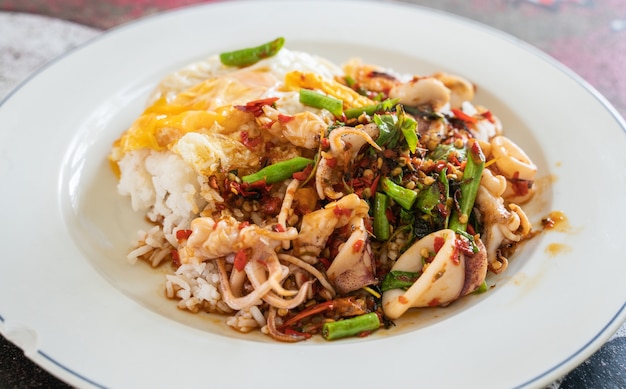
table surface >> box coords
[0,1,624,388]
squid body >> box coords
[382,229,487,320]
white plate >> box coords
[1,1,625,388]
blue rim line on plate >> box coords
[0,1,625,387]
[37,350,107,389]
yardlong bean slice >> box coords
[373,192,391,240]
[448,140,485,232]
[220,37,285,67]
[322,312,381,340]
[241,157,314,184]
[299,89,343,117]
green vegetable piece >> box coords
[299,89,343,117]
[380,177,418,210]
[241,157,314,184]
[373,192,390,241]
[344,98,399,119]
[396,105,418,153]
[219,37,285,67]
[415,170,449,231]
[429,143,467,163]
[448,141,485,232]
[416,181,441,216]
[322,312,381,340]
[381,270,422,291]
[472,281,488,294]
[456,229,479,253]
[372,107,418,152]
[439,168,451,227]
[373,114,400,149]
[399,208,415,226]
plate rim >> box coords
[1,1,625,388]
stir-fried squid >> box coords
[111,38,538,342]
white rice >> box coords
[164,261,227,314]
[116,48,344,330]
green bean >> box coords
[219,37,285,67]
[241,157,314,184]
[299,89,343,117]
[380,177,418,210]
[448,140,485,232]
[373,192,390,241]
[322,312,381,340]
[344,98,399,119]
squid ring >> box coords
[491,136,536,181]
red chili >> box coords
[433,236,445,253]
[262,120,276,129]
[369,174,381,194]
[280,300,335,328]
[176,229,193,241]
[428,298,441,307]
[352,239,364,253]
[325,157,337,168]
[284,327,312,339]
[171,250,181,268]
[432,160,447,173]
[234,97,279,117]
[481,110,495,123]
[451,108,477,124]
[510,172,531,196]
[333,205,352,217]
[240,131,261,149]
[455,236,475,257]
[234,249,248,272]
[238,221,250,230]
[292,171,308,180]
[470,140,483,158]
[278,113,295,123]
[292,164,313,181]
[512,180,531,196]
[447,153,461,166]
[451,246,461,265]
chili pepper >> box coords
[451,108,477,124]
[234,97,279,116]
[219,37,285,67]
[233,249,248,271]
[175,229,193,241]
